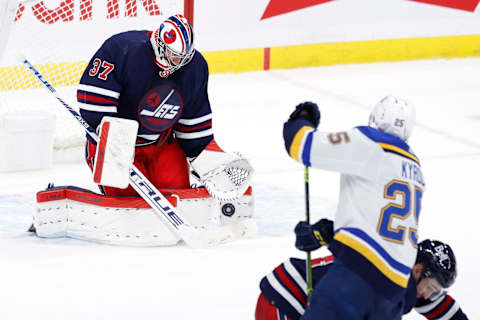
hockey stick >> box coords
[304,166,314,303]
[21,57,231,248]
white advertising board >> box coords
[194,0,480,51]
[1,0,183,66]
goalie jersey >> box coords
[284,121,426,302]
[77,30,213,158]
[259,257,468,320]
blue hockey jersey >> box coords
[259,257,468,320]
[77,30,213,158]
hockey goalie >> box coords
[30,14,256,247]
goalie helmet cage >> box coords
[0,0,194,162]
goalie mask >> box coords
[368,95,415,141]
[150,14,195,78]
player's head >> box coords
[150,14,195,78]
[413,239,457,299]
[368,95,415,141]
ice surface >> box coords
[0,58,478,319]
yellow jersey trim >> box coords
[377,142,419,163]
[289,126,313,161]
[334,232,409,288]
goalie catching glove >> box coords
[189,140,253,201]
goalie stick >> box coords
[21,57,236,248]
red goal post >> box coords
[0,0,194,162]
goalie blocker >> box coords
[33,185,256,246]
[93,116,138,189]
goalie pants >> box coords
[86,138,190,196]
[255,293,293,320]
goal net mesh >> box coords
[0,0,185,162]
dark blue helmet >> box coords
[416,239,457,288]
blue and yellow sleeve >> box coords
[283,118,315,166]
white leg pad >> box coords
[35,198,180,246]
[34,201,68,238]
[34,186,255,246]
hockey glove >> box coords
[294,218,334,252]
[189,140,253,201]
[312,218,334,245]
[288,101,321,128]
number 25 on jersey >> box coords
[377,180,423,248]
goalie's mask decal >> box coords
[138,85,183,145]
[150,14,195,78]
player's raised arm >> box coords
[283,99,416,178]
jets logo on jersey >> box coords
[138,85,183,132]
[146,93,161,107]
[141,103,180,119]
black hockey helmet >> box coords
[416,239,457,288]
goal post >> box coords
[0,0,193,162]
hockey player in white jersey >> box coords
[283,96,422,319]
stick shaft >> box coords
[305,166,313,303]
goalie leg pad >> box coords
[35,200,181,246]
[34,186,256,246]
[34,202,68,238]
[34,187,180,246]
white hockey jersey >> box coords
[285,123,425,301]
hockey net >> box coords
[0,0,192,162]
